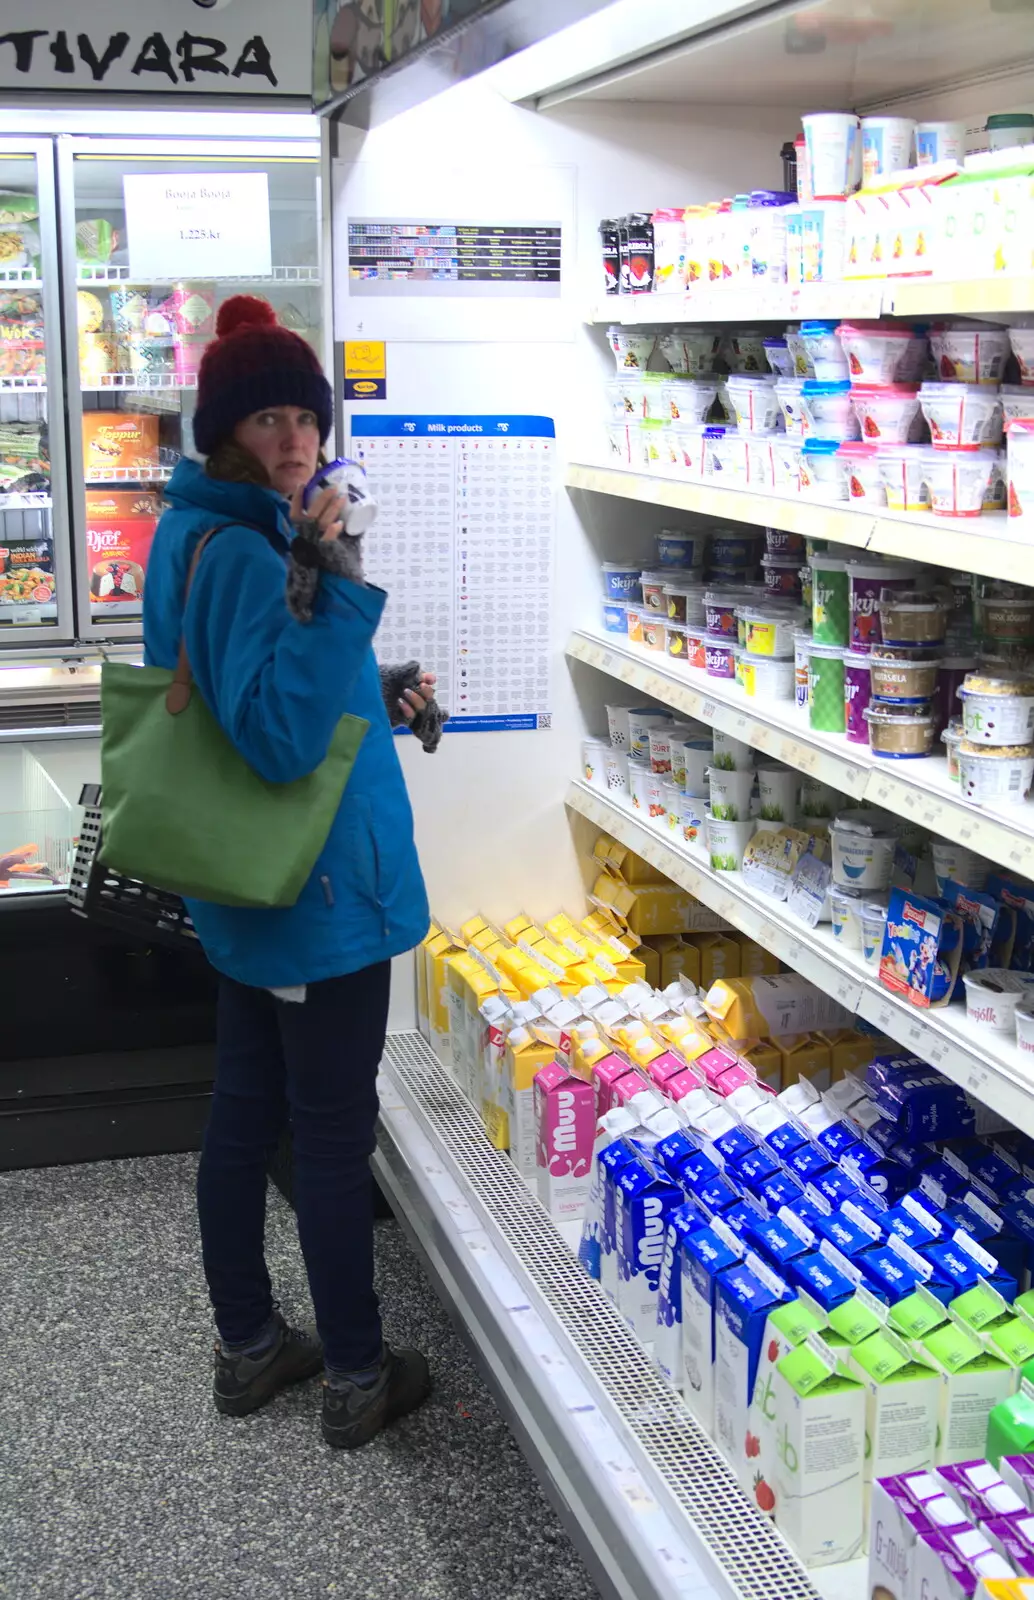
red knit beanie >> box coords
[192,295,333,456]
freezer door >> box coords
[57,136,323,642]
[0,140,75,642]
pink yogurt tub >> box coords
[850,384,922,444]
[843,649,873,743]
[839,440,886,504]
[704,632,738,679]
[836,321,920,386]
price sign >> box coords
[124,172,272,281]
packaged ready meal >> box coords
[82,413,160,481]
[0,291,45,379]
[85,490,158,606]
[0,193,41,274]
[0,539,55,607]
[0,422,47,494]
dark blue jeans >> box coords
[196,962,390,1372]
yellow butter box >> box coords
[461,915,488,943]
[592,834,668,885]
[591,874,699,936]
[504,912,536,943]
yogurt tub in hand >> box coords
[962,969,1034,1033]
[930,321,1011,386]
[836,321,919,386]
[801,380,860,441]
[864,701,938,758]
[919,383,1004,449]
[926,449,994,517]
[876,444,932,512]
[850,385,922,444]
[830,811,897,893]
[1007,327,1034,387]
[958,739,1034,805]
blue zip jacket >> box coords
[142,458,429,989]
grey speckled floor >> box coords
[0,1154,602,1600]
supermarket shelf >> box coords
[566,462,1034,586]
[567,779,1034,1139]
[0,377,45,394]
[76,265,321,287]
[589,279,1034,326]
[80,373,198,393]
[0,270,41,288]
[85,466,176,484]
[375,1031,825,1600]
[0,493,51,511]
[567,628,1034,875]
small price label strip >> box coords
[567,778,1034,1142]
[868,511,1033,588]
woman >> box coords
[143,295,433,1449]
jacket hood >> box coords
[163,457,294,542]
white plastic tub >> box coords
[850,385,921,444]
[958,741,1034,805]
[919,383,1004,449]
[659,328,721,377]
[628,759,654,814]
[757,764,798,821]
[582,737,610,790]
[861,117,915,183]
[1008,417,1034,524]
[930,322,1011,386]
[925,450,994,518]
[840,442,885,504]
[802,113,860,200]
[738,605,801,658]
[962,970,1034,1033]
[1008,327,1034,387]
[959,673,1034,745]
[930,841,988,896]
[799,440,850,500]
[708,765,756,821]
[799,323,850,381]
[877,445,932,513]
[1016,998,1034,1057]
[829,886,864,949]
[607,326,657,371]
[661,378,719,425]
[627,708,672,761]
[1001,388,1034,426]
[602,746,630,798]
[916,121,967,164]
[861,898,889,968]
[705,812,753,871]
[830,811,897,893]
[774,376,807,437]
[837,322,918,386]
[801,381,859,441]
[725,374,782,434]
[741,653,795,700]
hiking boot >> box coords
[321,1345,432,1449]
[213,1309,324,1417]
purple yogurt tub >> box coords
[704,632,738,679]
[847,559,924,653]
[843,650,873,744]
[703,588,745,640]
[934,656,977,736]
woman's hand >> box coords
[399,671,436,723]
[289,484,346,542]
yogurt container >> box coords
[608,326,657,371]
[861,897,890,967]
[929,321,1011,386]
[836,321,919,387]
[606,422,631,464]
[861,117,915,184]
[810,552,850,645]
[664,582,706,624]
[774,375,807,436]
[830,812,897,894]
[959,671,1034,744]
[707,429,745,483]
[1000,387,1034,426]
[641,569,675,613]
[808,641,846,732]
[830,886,864,949]
[710,530,762,569]
[704,633,737,679]
[757,764,798,822]
[712,729,754,771]
[941,719,964,780]
[627,707,671,761]
[626,605,646,645]
[800,436,850,499]
[801,113,860,200]
[919,382,1004,449]
[659,328,721,377]
[743,431,775,490]
[878,589,948,646]
[636,419,667,471]
[764,528,805,559]
[850,385,922,444]
[801,379,859,441]
[864,702,938,758]
[646,769,668,822]
[799,321,850,381]
[741,653,795,701]
[661,378,719,425]
[978,587,1034,646]
[839,441,885,504]
[761,554,803,599]
[794,628,812,712]
[657,529,707,568]
[877,444,932,513]
[1016,998,1034,1056]
[682,738,714,796]
[935,661,975,738]
[665,620,689,661]
[684,628,707,670]
[848,559,923,651]
[784,328,814,379]
[925,449,994,517]
[708,764,756,821]
[1008,327,1034,387]
[869,649,940,702]
[679,793,705,844]
[642,611,668,652]
[602,599,629,634]
[958,739,1034,805]
[916,121,967,165]
[843,649,873,743]
[724,331,769,374]
[638,373,671,422]
[605,703,633,750]
[628,759,653,814]
[649,725,680,774]
[763,338,796,377]
[930,841,988,896]
[704,587,746,639]
[738,604,801,658]
[603,745,630,798]
[706,812,753,872]
[606,374,642,421]
[582,736,610,790]
[1008,417,1034,523]
[602,561,642,602]
[725,374,782,434]
[962,969,1034,1033]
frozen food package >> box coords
[0,191,41,275]
[85,490,157,606]
[76,290,105,333]
[0,292,45,379]
[0,538,55,607]
[81,413,160,480]
[159,285,215,338]
[76,218,118,265]
[0,422,48,493]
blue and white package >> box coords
[788,1141,833,1186]
[817,1120,862,1162]
[302,456,378,534]
[722,1199,768,1239]
[811,1204,881,1262]
[790,1249,857,1311]
[741,1213,812,1275]
[616,1159,685,1343]
[655,1200,709,1392]
[714,1252,793,1468]
[917,1157,970,1204]
[766,1120,809,1160]
[653,1128,701,1184]
[815,1167,864,1209]
[695,1173,743,1216]
[884,1194,942,1252]
[599,1139,640,1303]
[945,1191,1026,1284]
[957,1146,1025,1206]
[681,1146,723,1189]
[681,1221,743,1436]
[923,1229,1018,1305]
[1003,1191,1034,1285]
[735,1145,783,1194]
[578,1107,639,1281]
[758,1170,805,1212]
[856,1235,927,1304]
[842,1148,911,1204]
[712,1124,759,1169]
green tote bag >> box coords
[100,525,368,909]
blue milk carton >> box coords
[598,1138,639,1305]
[681,1218,743,1439]
[714,1250,793,1492]
[923,1229,1018,1306]
[616,1158,684,1347]
[654,1199,708,1393]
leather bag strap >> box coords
[166,521,267,715]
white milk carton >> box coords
[680,1218,743,1437]
[772,1332,866,1566]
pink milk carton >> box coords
[666,1067,705,1102]
[592,1053,635,1117]
[649,1049,688,1094]
[714,1062,757,1097]
[610,1067,653,1110]
[697,1046,739,1090]
[535,1061,595,1221]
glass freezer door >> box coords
[58,137,323,640]
[0,140,74,640]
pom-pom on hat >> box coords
[192,294,333,456]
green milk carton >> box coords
[920,1319,1013,1465]
[850,1327,941,1509]
[745,1295,827,1526]
[772,1333,866,1567]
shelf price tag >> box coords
[123,172,273,281]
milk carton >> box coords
[654,1200,708,1391]
[577,1108,639,1281]
[714,1251,793,1490]
[534,1061,594,1222]
[599,1138,638,1304]
[745,1295,826,1527]
[920,1320,1014,1465]
[869,1473,945,1600]
[505,1024,557,1183]
[772,1333,866,1566]
[681,1219,743,1437]
[615,1157,683,1348]
[850,1326,941,1501]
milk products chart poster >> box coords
[351,416,554,732]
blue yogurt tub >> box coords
[602,561,642,602]
[602,600,628,634]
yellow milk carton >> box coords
[425,927,464,1062]
[416,921,440,1040]
[505,1024,559,1184]
[779,1035,832,1094]
[736,933,780,978]
[685,932,740,990]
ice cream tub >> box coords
[602,561,642,602]
[710,530,761,569]
[682,738,713,796]
[761,555,803,599]
[603,746,630,798]
[801,379,859,441]
[808,641,847,732]
[962,969,1034,1032]
[850,385,921,444]
[794,628,812,712]
[642,612,668,652]
[709,765,756,821]
[848,559,922,652]
[659,328,721,377]
[861,898,889,967]
[919,382,1003,450]
[930,322,1011,386]
[704,587,746,639]
[764,528,805,558]
[839,441,885,504]
[843,649,872,743]
[802,113,860,199]
[959,670,1034,743]
[799,321,849,380]
[830,812,897,892]
[602,599,629,634]
[864,702,938,758]
[741,653,795,700]
[877,444,932,513]
[582,737,610,790]
[869,650,940,702]
[666,621,689,661]
[930,841,988,896]
[712,729,754,771]
[628,760,654,814]
[1008,327,1034,387]
[861,116,915,184]
[836,321,918,387]
[757,764,798,821]
[661,378,719,425]
[763,338,796,377]
[878,589,948,646]
[774,376,807,436]
[627,708,671,761]
[725,374,781,435]
[657,529,708,568]
[706,812,753,872]
[608,326,657,371]
[738,605,800,658]
[958,739,1034,804]
[704,633,737,679]
[799,437,850,499]
[830,886,864,949]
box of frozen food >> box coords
[82,413,160,481]
[0,539,55,608]
[85,490,158,608]
[0,290,44,379]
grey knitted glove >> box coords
[379,660,449,754]
[285,518,364,623]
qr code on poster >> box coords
[536,713,553,730]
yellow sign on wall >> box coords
[344,340,386,400]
